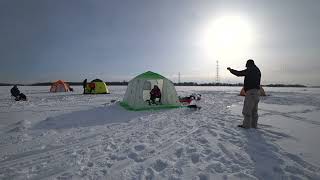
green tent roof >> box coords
[133,71,166,80]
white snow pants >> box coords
[242,89,260,128]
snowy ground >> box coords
[0,86,320,180]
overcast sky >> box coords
[0,0,319,85]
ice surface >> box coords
[0,86,320,179]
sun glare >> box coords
[200,15,255,63]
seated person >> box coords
[10,85,27,101]
[150,85,161,104]
[11,85,20,98]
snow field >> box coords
[0,86,320,179]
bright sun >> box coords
[200,15,254,62]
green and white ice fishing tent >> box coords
[120,71,181,111]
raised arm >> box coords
[227,68,247,77]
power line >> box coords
[216,60,220,83]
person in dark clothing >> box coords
[17,93,27,101]
[227,59,261,129]
[10,85,27,101]
[11,85,20,98]
[83,79,87,94]
[150,85,161,104]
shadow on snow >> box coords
[33,104,148,130]
[244,128,320,180]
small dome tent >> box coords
[84,79,109,94]
[50,80,70,92]
[120,71,181,111]
[240,86,266,96]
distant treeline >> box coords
[263,84,306,87]
[173,82,244,86]
[28,82,129,86]
[0,82,307,87]
[0,83,24,86]
[174,82,307,87]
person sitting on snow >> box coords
[11,85,20,98]
[150,85,161,104]
[10,85,27,101]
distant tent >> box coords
[84,79,109,94]
[240,86,266,96]
[50,80,70,92]
[120,71,181,111]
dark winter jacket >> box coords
[150,86,161,98]
[11,86,20,97]
[83,79,87,88]
[229,65,261,92]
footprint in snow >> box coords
[202,149,212,156]
[134,144,145,151]
[191,153,200,164]
[284,152,320,172]
[197,136,209,145]
[207,128,218,137]
[175,148,183,158]
[197,174,210,180]
[128,152,145,162]
[223,128,240,136]
[87,162,94,167]
[206,162,225,173]
[186,147,197,154]
[230,164,242,173]
[152,159,168,172]
[217,143,236,161]
[217,122,225,127]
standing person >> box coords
[82,79,87,94]
[227,59,261,129]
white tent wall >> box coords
[123,78,149,108]
[123,79,141,107]
[122,77,180,109]
[161,79,180,105]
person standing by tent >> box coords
[82,79,87,94]
[227,59,261,129]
